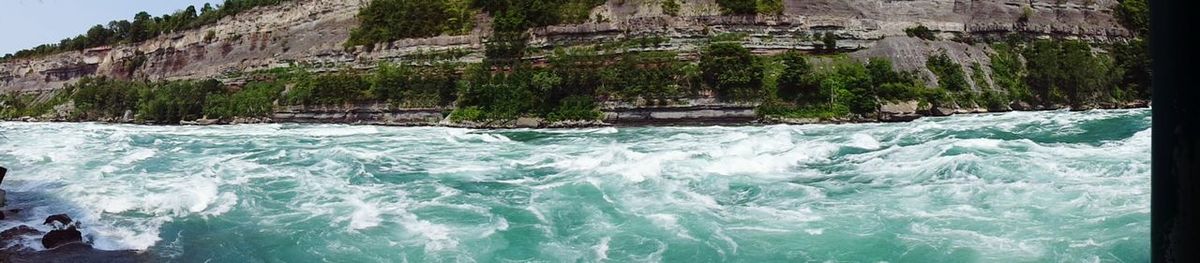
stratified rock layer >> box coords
[2,0,1129,96]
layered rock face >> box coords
[0,0,1129,95]
[1,0,365,93]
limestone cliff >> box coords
[0,0,1130,95]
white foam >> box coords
[804,228,825,235]
[646,214,697,240]
[445,129,511,143]
[848,133,881,150]
[114,148,156,165]
[592,236,612,261]
[296,125,380,137]
[347,198,382,230]
[0,109,1151,259]
[403,217,458,252]
[725,226,790,233]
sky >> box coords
[0,0,216,55]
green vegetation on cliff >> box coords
[204,82,285,119]
[716,0,783,15]
[1,26,1153,125]
[758,53,925,119]
[905,25,937,41]
[1022,39,1119,106]
[346,0,476,47]
[701,43,764,101]
[346,0,606,48]
[1114,0,1151,100]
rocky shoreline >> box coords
[763,100,1151,125]
[1,100,1150,129]
[0,167,143,262]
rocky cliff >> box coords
[0,0,1130,95]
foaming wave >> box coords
[0,109,1149,261]
[445,129,511,143]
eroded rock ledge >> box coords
[2,0,1130,95]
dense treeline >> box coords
[1,0,291,61]
[1113,0,1151,100]
[4,37,1148,123]
[1023,39,1120,106]
[451,47,695,121]
[760,52,925,118]
[926,37,1142,111]
[716,0,783,15]
[69,77,236,123]
[346,0,475,47]
[346,0,605,47]
[701,43,764,101]
[2,35,1152,124]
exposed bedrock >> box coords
[1,0,1130,96]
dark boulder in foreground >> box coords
[1,166,7,208]
[38,214,86,249]
[41,226,84,250]
[1,214,143,262]
[43,214,73,227]
[1,225,39,244]
[0,168,143,262]
[2,243,143,263]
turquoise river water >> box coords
[0,109,1149,262]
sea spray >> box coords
[0,109,1150,262]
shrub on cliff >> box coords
[455,64,539,120]
[203,81,283,119]
[286,70,370,106]
[661,0,680,16]
[1116,0,1149,37]
[989,43,1030,102]
[905,25,937,41]
[547,95,602,122]
[137,79,224,123]
[346,0,474,47]
[1023,39,1118,106]
[1112,39,1151,100]
[700,42,764,101]
[775,51,815,103]
[717,0,758,15]
[369,62,460,107]
[547,48,607,103]
[609,51,688,100]
[72,77,143,119]
[867,58,923,102]
[814,32,839,54]
[757,0,784,15]
[835,62,878,115]
[926,50,970,92]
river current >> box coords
[0,109,1150,262]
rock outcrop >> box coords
[1,166,7,208]
[0,225,38,245]
[41,214,73,228]
[879,100,923,122]
[1,0,1130,96]
[41,227,84,250]
[0,168,142,262]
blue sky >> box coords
[1,0,216,55]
